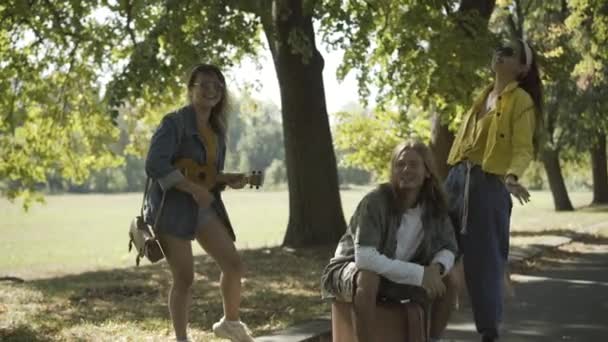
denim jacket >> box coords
[143,105,235,240]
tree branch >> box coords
[362,0,379,11]
[225,0,265,16]
[18,18,45,49]
[454,0,496,39]
[524,0,533,16]
[6,82,18,133]
[42,0,83,44]
[507,12,519,38]
[560,0,568,21]
[54,40,82,127]
[443,3,452,16]
[0,8,13,27]
[514,0,524,38]
[124,0,137,46]
[369,0,390,40]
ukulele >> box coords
[174,158,263,190]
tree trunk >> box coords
[430,0,495,174]
[541,149,574,211]
[459,0,496,17]
[590,133,608,205]
[429,113,454,180]
[262,0,346,247]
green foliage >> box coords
[72,155,145,193]
[5,0,601,209]
[0,1,125,199]
[498,0,608,155]
[322,1,498,177]
[320,0,496,120]
[266,159,288,186]
[226,94,285,172]
[105,1,262,119]
[332,0,606,179]
[0,1,262,207]
[521,155,595,192]
[0,59,122,208]
[334,106,430,180]
[492,2,578,154]
[565,0,608,148]
[521,161,546,190]
[337,164,372,186]
[567,0,608,86]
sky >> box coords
[89,6,365,115]
[227,40,364,115]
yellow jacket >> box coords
[447,81,536,179]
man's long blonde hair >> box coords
[389,140,449,218]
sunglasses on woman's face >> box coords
[495,45,516,57]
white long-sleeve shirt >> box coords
[355,206,455,286]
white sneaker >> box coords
[212,317,255,342]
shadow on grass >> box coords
[511,228,608,244]
[0,324,54,342]
[578,203,608,212]
[5,245,334,339]
[510,228,608,274]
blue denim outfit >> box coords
[444,162,512,339]
[143,105,235,241]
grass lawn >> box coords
[508,191,608,232]
[0,189,368,279]
[0,246,334,341]
[1,189,606,279]
[1,189,607,341]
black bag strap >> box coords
[152,191,167,233]
[140,177,151,218]
[139,177,166,235]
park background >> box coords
[2,0,608,341]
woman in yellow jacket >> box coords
[444,39,543,342]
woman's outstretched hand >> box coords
[505,175,530,205]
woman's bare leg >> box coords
[159,234,194,340]
[195,216,243,320]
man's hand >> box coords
[422,264,446,299]
[505,175,530,205]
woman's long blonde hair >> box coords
[187,63,229,139]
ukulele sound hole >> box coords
[197,173,206,181]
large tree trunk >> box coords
[430,0,495,173]
[429,113,454,180]
[541,149,574,211]
[262,0,346,247]
[590,133,608,205]
[459,0,496,17]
